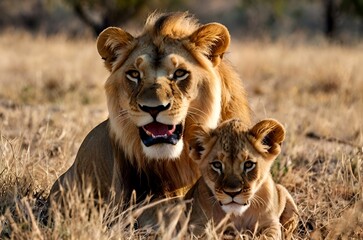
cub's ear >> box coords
[188,126,210,162]
[189,23,230,66]
[248,119,285,160]
[97,27,135,72]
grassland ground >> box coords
[0,31,362,239]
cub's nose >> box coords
[139,103,171,119]
[223,188,242,198]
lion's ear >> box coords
[188,126,210,162]
[248,119,285,160]
[97,27,135,72]
[189,23,230,66]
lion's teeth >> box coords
[143,127,153,137]
[153,134,168,138]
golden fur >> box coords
[49,12,250,205]
[186,119,298,239]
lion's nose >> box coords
[139,103,171,119]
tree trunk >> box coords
[324,0,337,38]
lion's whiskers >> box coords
[209,196,219,207]
[116,109,128,118]
[116,110,131,125]
[251,194,266,208]
[187,107,209,122]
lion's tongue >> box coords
[143,122,174,137]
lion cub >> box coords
[186,119,298,239]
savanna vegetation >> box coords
[0,29,362,239]
[0,0,362,238]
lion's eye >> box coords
[126,70,141,83]
[173,69,189,81]
[210,161,223,174]
[243,161,256,173]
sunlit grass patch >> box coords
[0,31,362,238]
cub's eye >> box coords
[243,161,256,173]
[210,161,223,174]
[173,69,189,81]
[126,70,141,83]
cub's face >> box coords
[189,119,285,215]
[97,15,230,160]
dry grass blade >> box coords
[1,31,363,239]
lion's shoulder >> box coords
[74,120,113,166]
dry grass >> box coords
[0,30,362,239]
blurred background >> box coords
[1,1,362,239]
[0,0,362,41]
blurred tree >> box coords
[239,0,288,19]
[240,0,362,39]
[341,0,363,15]
[237,0,290,38]
[63,0,187,36]
[324,0,336,38]
[324,0,363,38]
[68,0,147,35]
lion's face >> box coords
[189,119,285,215]
[106,45,202,160]
[97,13,230,161]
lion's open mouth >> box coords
[139,122,183,147]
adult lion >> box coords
[49,12,250,205]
